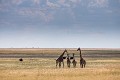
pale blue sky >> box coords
[0,0,120,48]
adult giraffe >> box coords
[77,47,86,68]
[56,49,68,68]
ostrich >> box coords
[67,54,71,68]
[72,53,77,68]
[19,58,23,61]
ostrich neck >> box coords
[73,54,74,57]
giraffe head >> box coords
[64,49,68,53]
[77,47,81,51]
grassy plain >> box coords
[0,48,120,80]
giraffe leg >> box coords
[84,64,85,68]
[80,61,82,68]
[80,63,83,68]
[80,62,82,68]
[83,60,86,68]
[84,63,86,68]
[59,62,61,68]
[81,64,83,68]
[63,62,64,68]
[56,61,58,68]
[84,61,86,68]
[75,61,77,68]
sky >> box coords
[0,0,120,48]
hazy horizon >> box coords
[0,0,120,48]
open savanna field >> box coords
[0,48,120,80]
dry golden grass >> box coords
[0,48,120,80]
[0,67,120,80]
[0,58,120,80]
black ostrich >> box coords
[19,58,23,61]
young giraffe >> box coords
[77,48,86,68]
[56,49,68,68]
[67,54,71,68]
[72,53,77,68]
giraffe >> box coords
[77,48,86,68]
[56,49,68,68]
[72,53,77,68]
[67,54,71,68]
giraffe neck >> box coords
[61,51,65,57]
[57,51,66,60]
[79,50,82,59]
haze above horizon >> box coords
[0,0,120,48]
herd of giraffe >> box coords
[56,47,86,68]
